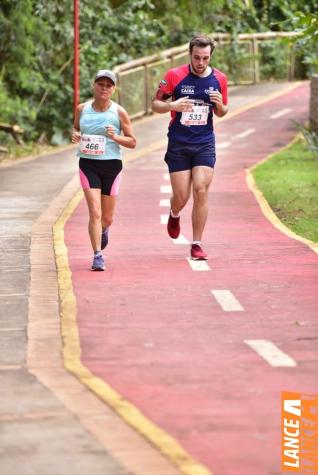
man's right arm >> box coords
[151,99,172,114]
[152,70,194,114]
[152,96,194,114]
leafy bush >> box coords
[293,121,318,160]
[1,0,317,146]
[281,8,318,75]
[301,127,318,160]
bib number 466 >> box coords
[80,134,106,156]
[85,143,99,151]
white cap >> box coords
[94,69,116,85]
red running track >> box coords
[64,82,318,475]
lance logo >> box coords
[281,391,318,474]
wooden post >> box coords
[252,36,260,84]
[144,64,149,115]
[310,75,318,134]
[288,43,295,81]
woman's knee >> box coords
[88,207,102,222]
[102,213,113,227]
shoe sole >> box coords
[91,267,105,271]
[191,256,208,261]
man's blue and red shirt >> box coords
[154,64,228,144]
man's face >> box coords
[190,45,212,75]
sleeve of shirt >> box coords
[219,72,228,106]
[153,70,175,101]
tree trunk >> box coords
[309,75,318,134]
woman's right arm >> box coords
[71,103,85,143]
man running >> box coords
[152,34,228,260]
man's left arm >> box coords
[209,72,228,117]
[210,91,228,117]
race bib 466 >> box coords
[80,134,106,156]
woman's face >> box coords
[93,77,115,99]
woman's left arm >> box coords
[106,106,136,149]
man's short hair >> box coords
[189,34,215,54]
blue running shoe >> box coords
[91,253,105,271]
[101,228,109,250]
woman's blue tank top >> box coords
[78,100,122,160]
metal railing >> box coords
[114,32,300,119]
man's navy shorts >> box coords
[164,139,216,173]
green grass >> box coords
[253,138,318,243]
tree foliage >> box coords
[0,0,317,145]
[287,10,318,73]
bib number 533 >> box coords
[181,105,208,126]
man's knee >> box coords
[193,186,208,204]
[172,192,190,208]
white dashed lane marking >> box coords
[171,235,190,245]
[158,129,297,371]
[235,128,255,139]
[216,142,231,149]
[211,290,244,311]
[270,108,292,119]
[160,185,172,194]
[244,339,297,367]
[186,258,211,271]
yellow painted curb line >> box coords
[53,190,213,475]
[246,134,318,255]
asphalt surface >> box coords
[0,81,316,475]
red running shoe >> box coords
[167,213,180,239]
[191,244,208,260]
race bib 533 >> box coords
[181,105,208,126]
